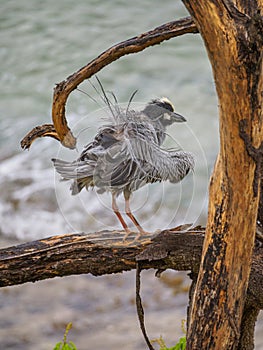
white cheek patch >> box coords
[163,114,171,120]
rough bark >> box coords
[238,306,260,350]
[0,229,262,308]
[0,227,204,287]
[181,1,263,349]
[0,228,262,349]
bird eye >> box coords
[163,102,174,112]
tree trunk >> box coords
[19,3,263,347]
[181,1,263,349]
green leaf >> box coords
[69,341,78,350]
[52,323,78,350]
[53,342,62,350]
[172,337,186,350]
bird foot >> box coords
[122,228,151,242]
[122,229,134,241]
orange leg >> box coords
[124,192,147,240]
[112,193,130,234]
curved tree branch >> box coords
[20,16,198,150]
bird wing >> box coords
[123,133,195,183]
[52,158,96,179]
[53,120,194,193]
[92,121,194,190]
[52,126,122,183]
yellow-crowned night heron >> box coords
[52,97,194,239]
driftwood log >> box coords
[0,226,262,349]
[0,227,203,287]
[1,226,262,307]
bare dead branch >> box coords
[20,124,59,150]
[20,16,198,150]
[0,227,201,287]
[1,226,262,349]
[0,226,262,312]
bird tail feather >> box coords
[52,158,94,195]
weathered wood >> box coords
[0,228,203,287]
[238,306,260,350]
[181,1,263,349]
[20,16,198,150]
[1,229,262,350]
[20,124,59,150]
[0,228,262,312]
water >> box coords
[0,0,219,241]
[1,2,263,350]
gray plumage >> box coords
[52,97,194,238]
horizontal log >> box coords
[0,225,262,311]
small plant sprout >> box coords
[53,322,77,350]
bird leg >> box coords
[111,193,131,235]
[124,192,146,239]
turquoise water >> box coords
[0,0,218,240]
[1,3,263,350]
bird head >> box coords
[143,97,186,126]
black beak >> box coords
[169,112,187,123]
